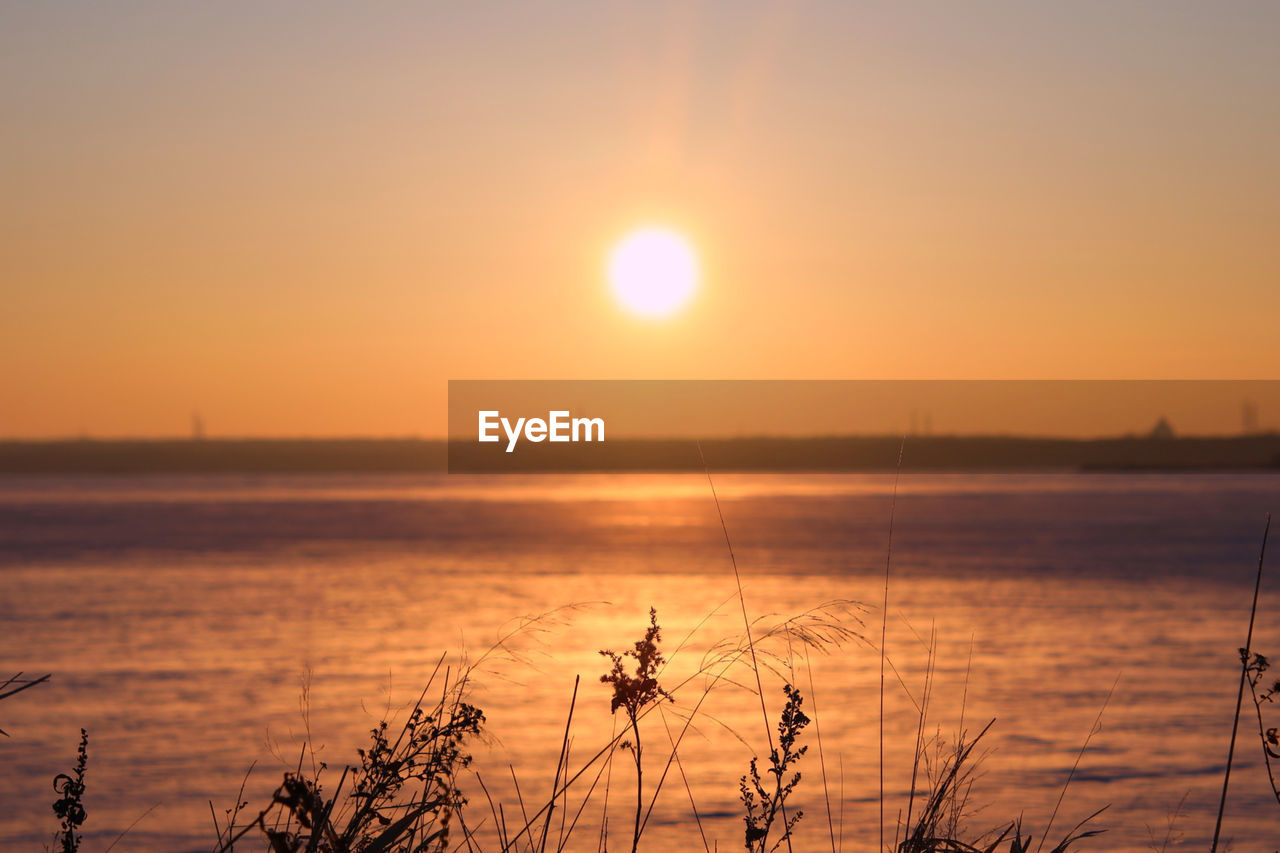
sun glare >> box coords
[607,227,699,318]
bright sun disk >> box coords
[607,227,699,318]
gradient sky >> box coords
[3,2,1279,438]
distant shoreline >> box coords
[2,434,1280,474]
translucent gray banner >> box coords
[447,380,1280,472]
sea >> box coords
[1,471,1278,851]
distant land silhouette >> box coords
[2,434,1280,473]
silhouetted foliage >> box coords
[1243,648,1280,807]
[600,607,672,853]
[51,729,88,853]
[213,680,483,853]
[740,684,808,853]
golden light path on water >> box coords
[0,472,1278,851]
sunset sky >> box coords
[4,2,1279,438]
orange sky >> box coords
[3,3,1279,438]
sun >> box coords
[607,226,699,318]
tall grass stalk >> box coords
[898,718,994,852]
[803,651,838,853]
[539,675,578,853]
[190,451,1143,853]
[1212,511,1271,851]
[948,635,975,843]
[213,666,483,853]
[881,437,906,853]
[698,441,794,853]
[903,623,939,845]
[1035,674,1119,853]
[657,707,711,853]
[0,671,51,736]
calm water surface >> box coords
[1,472,1278,851]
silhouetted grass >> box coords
[21,494,1280,850]
[184,598,1116,853]
[4,591,1117,853]
[0,671,50,737]
[51,729,88,853]
[210,660,483,853]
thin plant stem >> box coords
[903,623,937,843]
[949,634,975,840]
[510,765,534,853]
[540,675,579,853]
[838,753,845,853]
[629,713,642,853]
[805,651,838,853]
[598,714,617,853]
[1212,512,1271,852]
[880,436,906,853]
[658,706,712,853]
[1157,790,1190,853]
[102,803,159,853]
[555,738,614,853]
[1037,672,1120,853]
[697,440,794,853]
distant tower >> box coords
[1243,400,1259,434]
[1149,416,1175,440]
[191,411,206,440]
